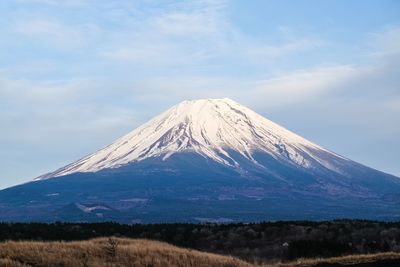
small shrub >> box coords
[104,237,119,259]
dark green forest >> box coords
[1,220,400,263]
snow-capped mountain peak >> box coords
[37,98,343,179]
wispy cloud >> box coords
[15,0,89,8]
[366,26,400,58]
[250,65,357,106]
[96,0,324,68]
[15,19,101,49]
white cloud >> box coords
[15,19,101,49]
[246,38,325,58]
[96,0,323,67]
[248,65,360,107]
[152,12,221,36]
[366,26,400,58]
[0,77,142,172]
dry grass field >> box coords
[0,237,253,267]
[0,237,399,267]
[273,252,400,267]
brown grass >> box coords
[0,238,399,267]
[268,252,400,267]
[0,237,253,267]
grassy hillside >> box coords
[0,237,252,267]
[275,252,400,267]
[0,238,399,267]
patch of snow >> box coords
[37,98,347,179]
[46,193,59,196]
[75,203,111,213]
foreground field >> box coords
[275,252,400,267]
[0,238,252,267]
[0,238,400,267]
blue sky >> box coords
[0,0,399,189]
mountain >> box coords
[1,98,399,223]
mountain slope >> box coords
[1,98,399,223]
[37,98,347,179]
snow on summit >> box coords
[37,98,343,179]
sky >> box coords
[0,0,399,189]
